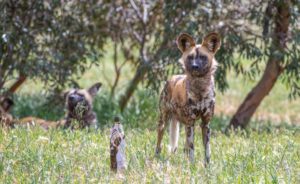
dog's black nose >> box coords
[192,64,200,70]
[69,95,76,101]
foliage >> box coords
[2,0,300,124]
[0,0,108,93]
[150,0,300,95]
[12,94,64,121]
[2,0,299,104]
[97,0,300,112]
[12,89,159,129]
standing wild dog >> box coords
[155,33,221,165]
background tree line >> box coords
[1,0,300,129]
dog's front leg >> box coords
[201,122,211,166]
[185,124,195,162]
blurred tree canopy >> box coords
[0,0,108,95]
[1,0,300,128]
[109,0,300,128]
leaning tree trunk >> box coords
[228,1,290,129]
[118,64,149,112]
[0,75,27,98]
[8,75,26,93]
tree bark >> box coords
[8,75,26,93]
[110,41,120,98]
[118,36,168,111]
[228,1,290,129]
[118,64,148,112]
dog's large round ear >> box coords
[88,82,102,97]
[202,32,221,54]
[176,33,196,53]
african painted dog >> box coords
[18,82,102,130]
[155,33,221,165]
[62,82,102,129]
[0,97,14,127]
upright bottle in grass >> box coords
[110,117,126,172]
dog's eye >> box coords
[187,55,194,60]
[199,55,207,61]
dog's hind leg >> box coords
[155,112,169,155]
[156,81,172,155]
[169,118,179,153]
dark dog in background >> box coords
[63,82,102,129]
[6,82,102,130]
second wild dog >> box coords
[18,82,102,130]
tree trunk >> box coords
[228,59,283,129]
[8,75,26,93]
[0,75,26,98]
[118,64,149,112]
[228,1,290,129]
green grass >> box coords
[0,126,299,183]
[3,87,300,183]
[215,72,300,125]
[5,86,299,183]
[2,45,300,182]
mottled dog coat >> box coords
[18,82,102,130]
[63,82,102,129]
[0,97,14,127]
[155,33,221,165]
[110,117,126,172]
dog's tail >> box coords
[169,120,179,153]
